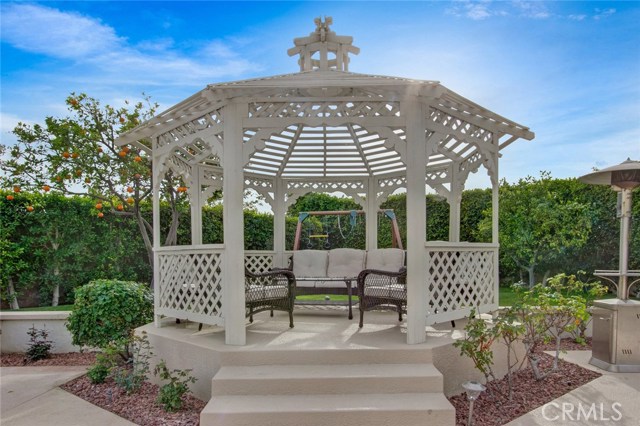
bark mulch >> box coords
[447,350,601,426]
[61,375,205,426]
[0,351,97,366]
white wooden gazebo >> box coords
[117,18,534,346]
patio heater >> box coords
[579,158,640,372]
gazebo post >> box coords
[404,99,428,344]
[273,178,287,268]
[222,102,247,345]
[152,136,162,327]
[490,149,500,299]
[448,167,462,243]
[366,176,379,250]
[189,165,203,245]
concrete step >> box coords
[212,363,443,396]
[201,392,455,426]
[218,347,432,366]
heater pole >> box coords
[618,188,632,300]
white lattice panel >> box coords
[424,246,497,325]
[156,250,224,326]
[245,252,275,274]
[248,101,400,119]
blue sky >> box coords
[1,1,639,187]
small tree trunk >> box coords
[52,275,60,307]
[527,266,536,288]
[554,334,561,370]
[51,229,60,306]
[506,344,513,400]
[8,277,20,310]
[542,270,551,286]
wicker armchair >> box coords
[357,267,407,328]
[245,268,296,328]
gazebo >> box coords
[116,18,534,346]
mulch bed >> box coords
[61,375,206,426]
[1,351,205,425]
[447,352,601,426]
[538,337,592,352]
[0,351,97,366]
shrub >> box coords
[112,332,153,394]
[25,325,53,362]
[66,279,153,355]
[154,360,197,412]
[87,348,119,384]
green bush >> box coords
[25,325,53,362]
[66,279,153,352]
[87,349,118,384]
[154,359,197,412]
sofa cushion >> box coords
[327,248,366,278]
[365,248,405,271]
[293,250,328,278]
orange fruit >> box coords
[97,147,103,153]
[62,151,70,158]
[122,146,130,153]
[95,203,103,210]
[75,169,82,176]
[56,176,62,182]
[119,117,125,124]
[119,151,127,157]
[42,185,51,192]
[126,186,133,193]
[13,186,21,193]
[70,99,78,106]
[85,178,91,184]
[6,195,14,201]
[134,173,141,179]
[26,205,34,212]
[134,156,142,162]
[127,197,134,204]
[97,212,104,218]
[116,204,124,211]
[72,152,79,159]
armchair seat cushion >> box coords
[246,284,289,302]
[363,284,406,299]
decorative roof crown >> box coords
[288,17,360,72]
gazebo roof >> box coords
[117,19,533,180]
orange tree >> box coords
[2,93,185,285]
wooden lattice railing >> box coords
[154,244,496,333]
[155,245,225,327]
[424,242,498,325]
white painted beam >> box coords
[403,99,427,345]
[223,102,247,346]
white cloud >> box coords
[568,14,587,21]
[0,3,256,87]
[513,1,551,19]
[594,8,616,20]
[1,4,123,59]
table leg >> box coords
[346,279,353,320]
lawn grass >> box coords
[12,304,74,311]
[295,295,357,302]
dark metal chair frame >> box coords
[245,268,296,328]
[357,267,407,328]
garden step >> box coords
[218,347,433,366]
[201,392,455,426]
[211,363,443,395]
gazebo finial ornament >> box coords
[288,17,360,72]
